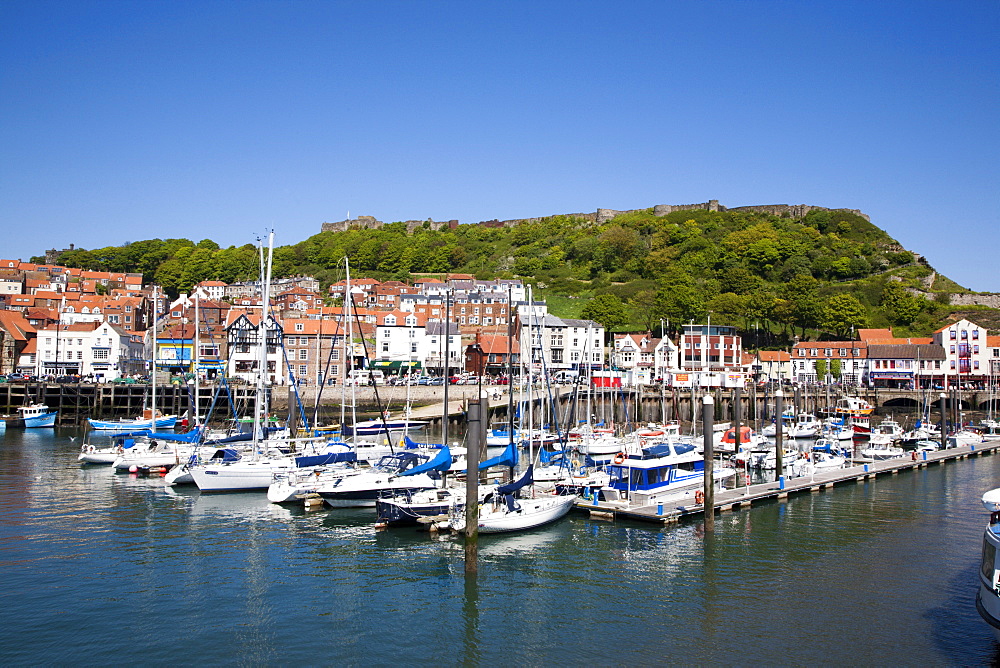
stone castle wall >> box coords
[320,200,871,234]
[948,293,1000,308]
[321,216,458,234]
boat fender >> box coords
[911,451,918,461]
[87,445,95,453]
[694,490,705,505]
[613,452,626,465]
[571,458,580,468]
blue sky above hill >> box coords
[1,1,997,290]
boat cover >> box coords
[148,427,203,443]
[399,446,452,477]
[204,433,253,445]
[402,434,444,450]
[478,441,518,470]
[496,464,533,495]
[294,451,358,467]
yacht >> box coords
[589,441,735,507]
[977,488,1000,641]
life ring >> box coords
[639,438,648,447]
[694,490,705,505]
[613,452,626,464]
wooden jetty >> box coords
[574,440,1000,525]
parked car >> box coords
[428,377,445,386]
[54,375,78,383]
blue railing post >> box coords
[657,503,663,515]
[779,475,785,490]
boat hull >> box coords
[6,411,58,428]
[477,494,575,534]
[88,416,177,431]
[191,461,291,492]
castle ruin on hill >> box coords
[319,200,870,234]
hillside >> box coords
[43,203,1000,342]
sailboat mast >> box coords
[254,233,274,444]
[150,285,158,420]
[193,292,200,427]
[345,257,356,431]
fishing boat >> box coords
[4,403,57,428]
[833,396,874,416]
[977,488,1000,641]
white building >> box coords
[933,318,991,385]
[516,304,604,374]
[612,333,665,386]
[35,320,142,380]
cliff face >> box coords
[321,200,870,234]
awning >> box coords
[372,360,421,370]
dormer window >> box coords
[295,323,304,332]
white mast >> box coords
[193,292,200,427]
[150,285,158,420]
[254,233,274,445]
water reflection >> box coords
[2,428,1000,664]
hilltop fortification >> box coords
[320,200,870,234]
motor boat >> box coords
[977,488,1000,641]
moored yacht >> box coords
[977,488,1000,641]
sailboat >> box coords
[444,465,576,534]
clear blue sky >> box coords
[2,1,997,290]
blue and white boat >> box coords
[88,413,178,431]
[5,403,57,428]
[978,488,1000,641]
[591,441,735,506]
[316,449,450,508]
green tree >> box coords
[821,293,868,338]
[881,281,923,326]
[815,358,828,382]
[581,294,629,331]
[830,358,842,380]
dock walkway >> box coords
[574,440,1000,524]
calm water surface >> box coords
[2,427,999,665]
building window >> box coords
[382,342,389,353]
[973,330,980,340]
[94,349,109,360]
[298,349,308,361]
[950,330,956,340]
[810,349,817,357]
[295,323,304,332]
[298,364,307,376]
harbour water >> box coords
[2,427,1000,665]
